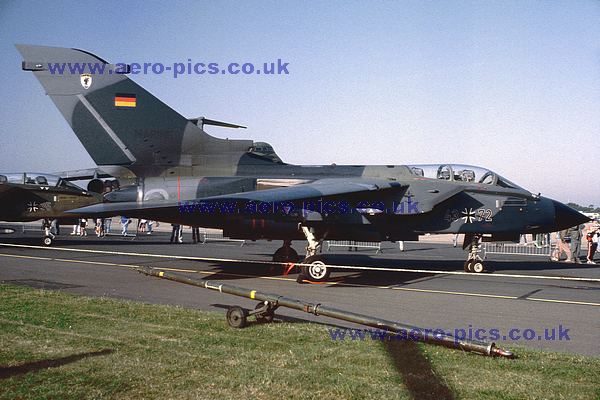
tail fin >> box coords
[16,44,252,167]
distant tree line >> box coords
[567,203,600,213]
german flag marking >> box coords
[114,93,136,108]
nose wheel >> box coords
[464,260,486,273]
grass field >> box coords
[0,283,599,399]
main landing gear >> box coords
[463,234,492,273]
[297,226,331,282]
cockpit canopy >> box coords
[0,173,84,191]
[248,142,283,163]
[407,164,524,190]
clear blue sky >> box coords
[1,1,599,205]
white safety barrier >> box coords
[483,242,555,257]
[326,240,382,253]
[8,222,41,233]
[199,229,245,246]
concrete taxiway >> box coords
[0,229,599,357]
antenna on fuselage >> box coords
[188,117,247,130]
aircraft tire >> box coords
[42,236,53,246]
[302,255,331,282]
[472,261,485,273]
[464,260,473,272]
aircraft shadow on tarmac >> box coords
[210,303,455,399]
[384,339,455,400]
[1,235,593,287]
[181,252,593,289]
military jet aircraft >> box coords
[0,172,103,245]
[17,44,589,280]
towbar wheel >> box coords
[226,306,248,328]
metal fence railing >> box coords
[199,229,246,246]
[326,240,382,253]
[483,242,555,257]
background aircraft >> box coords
[0,172,103,245]
[17,45,589,280]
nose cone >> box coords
[553,200,590,230]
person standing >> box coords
[170,224,182,243]
[452,233,459,248]
[121,216,131,236]
[50,219,59,236]
[70,222,80,235]
[99,218,105,237]
[586,223,599,264]
[569,224,584,264]
[551,229,572,262]
[104,217,112,234]
[95,218,103,237]
[79,218,87,236]
[146,220,154,235]
[192,226,201,243]
[534,233,543,248]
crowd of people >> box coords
[59,217,203,245]
[550,221,600,264]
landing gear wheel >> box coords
[272,246,299,263]
[226,306,248,328]
[254,302,275,323]
[471,261,485,273]
[42,236,53,246]
[301,255,331,282]
[464,260,473,272]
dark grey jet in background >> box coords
[17,45,588,281]
[0,172,103,245]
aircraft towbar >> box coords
[137,266,514,358]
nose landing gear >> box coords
[463,234,491,273]
[42,219,55,246]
